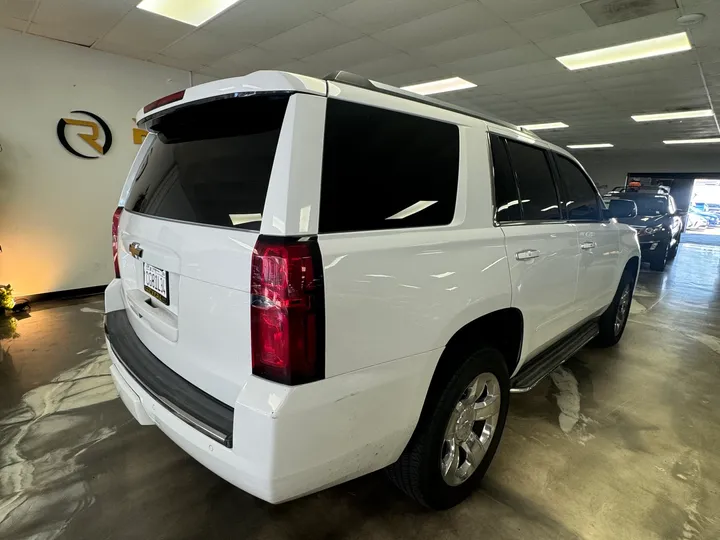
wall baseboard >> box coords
[22,285,107,304]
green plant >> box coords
[0,284,15,310]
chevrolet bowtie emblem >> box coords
[129,242,143,259]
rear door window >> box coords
[489,134,521,222]
[319,99,460,233]
[125,94,290,230]
[554,154,601,221]
[505,140,561,221]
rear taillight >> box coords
[251,236,324,385]
[143,90,185,114]
[112,207,123,278]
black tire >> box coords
[386,347,509,509]
[668,236,680,260]
[649,242,668,271]
[595,268,635,347]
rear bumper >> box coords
[105,279,438,503]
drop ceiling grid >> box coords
[1,0,719,148]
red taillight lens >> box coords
[143,90,185,114]
[112,207,123,278]
[251,236,324,385]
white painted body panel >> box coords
[501,223,582,362]
[107,70,640,504]
[107,276,438,503]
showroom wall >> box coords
[579,150,720,192]
[0,28,213,296]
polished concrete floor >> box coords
[2,242,719,540]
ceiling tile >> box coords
[415,26,529,64]
[258,16,363,57]
[294,0,357,13]
[27,22,96,46]
[0,15,27,31]
[535,9,681,57]
[203,0,320,45]
[0,0,34,20]
[31,0,136,45]
[344,53,431,78]
[373,3,506,51]
[445,43,550,75]
[581,0,677,27]
[209,45,296,73]
[149,53,203,72]
[380,65,451,86]
[479,0,584,23]
[272,59,329,77]
[160,29,251,64]
[301,37,398,73]
[511,5,597,41]
[325,0,464,34]
[95,9,193,59]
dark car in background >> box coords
[608,191,683,271]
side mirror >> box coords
[608,199,638,219]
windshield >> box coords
[625,195,669,216]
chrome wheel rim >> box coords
[614,285,631,335]
[440,373,501,486]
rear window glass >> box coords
[319,99,459,233]
[125,94,290,230]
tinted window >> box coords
[320,100,459,233]
[125,94,290,230]
[490,135,521,222]
[555,155,601,221]
[623,194,669,216]
[506,140,561,220]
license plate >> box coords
[143,263,169,305]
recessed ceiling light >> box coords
[632,109,714,122]
[519,122,569,130]
[663,138,720,145]
[567,143,614,149]
[401,77,476,96]
[137,0,243,26]
[556,32,691,71]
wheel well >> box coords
[436,308,523,384]
[625,256,640,279]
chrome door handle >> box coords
[580,241,597,250]
[515,249,540,261]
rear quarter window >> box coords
[319,100,460,233]
[125,94,290,230]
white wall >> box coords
[0,28,196,296]
[577,150,720,192]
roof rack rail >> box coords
[324,70,530,135]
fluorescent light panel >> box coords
[567,143,614,149]
[632,109,714,122]
[401,77,476,96]
[663,138,720,145]
[519,122,569,131]
[137,0,243,26]
[556,32,691,71]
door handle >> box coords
[581,241,597,250]
[515,249,540,261]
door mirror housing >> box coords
[608,199,638,219]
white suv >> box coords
[105,71,640,509]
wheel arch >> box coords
[422,308,523,415]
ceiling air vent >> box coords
[581,0,678,27]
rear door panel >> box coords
[118,211,258,405]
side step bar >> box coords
[510,320,599,393]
